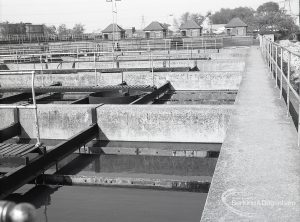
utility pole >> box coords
[106,0,121,52]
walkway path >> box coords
[201,46,300,221]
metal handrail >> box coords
[260,37,300,146]
[0,71,41,147]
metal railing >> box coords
[260,37,300,146]
[0,49,215,74]
[0,37,223,55]
[0,71,41,146]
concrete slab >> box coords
[201,47,300,221]
[96,105,233,143]
[3,104,100,140]
[0,71,243,91]
[5,59,246,72]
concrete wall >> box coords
[6,59,246,72]
[223,36,254,47]
[0,71,243,90]
[0,108,17,129]
[16,104,98,139]
[96,105,233,143]
[0,104,233,143]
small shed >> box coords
[225,18,247,36]
[179,20,202,37]
[143,21,167,39]
[102,23,125,40]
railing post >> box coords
[40,54,44,86]
[271,43,274,79]
[275,45,278,87]
[94,52,97,86]
[150,51,154,86]
[287,51,291,117]
[298,98,300,146]
[269,42,272,74]
[280,47,283,99]
[16,50,19,70]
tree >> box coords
[211,7,255,24]
[173,12,205,29]
[57,24,70,36]
[253,2,298,36]
[72,23,85,35]
[257,2,279,14]
[190,13,205,26]
[44,25,57,36]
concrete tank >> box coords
[89,89,142,104]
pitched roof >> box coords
[179,20,201,30]
[225,17,247,28]
[102,24,125,33]
[143,21,167,31]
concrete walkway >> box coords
[201,47,300,221]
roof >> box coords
[144,21,167,31]
[225,17,247,28]
[179,20,201,30]
[102,24,125,33]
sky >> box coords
[0,0,298,32]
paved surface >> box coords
[201,46,300,221]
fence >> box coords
[0,37,223,55]
[260,37,300,146]
[0,71,41,146]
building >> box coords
[125,27,144,39]
[225,17,248,36]
[179,20,202,37]
[25,23,44,36]
[143,21,167,39]
[0,23,44,38]
[102,23,125,40]
[0,23,26,37]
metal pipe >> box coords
[275,45,278,87]
[280,47,283,99]
[268,42,272,73]
[150,51,154,86]
[94,52,97,86]
[287,52,291,117]
[298,101,300,146]
[271,44,274,79]
[0,105,36,109]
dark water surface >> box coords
[7,185,206,222]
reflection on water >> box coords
[6,185,206,222]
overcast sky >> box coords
[0,0,298,32]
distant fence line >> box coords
[0,37,225,55]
